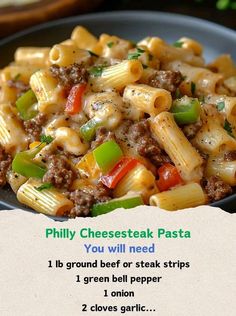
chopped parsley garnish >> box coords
[14,73,21,81]
[198,95,205,103]
[107,42,114,48]
[36,183,53,191]
[224,120,234,138]
[173,41,184,48]
[128,47,145,60]
[216,101,225,111]
[191,82,196,95]
[40,134,54,144]
[88,50,99,57]
[137,47,145,53]
[89,65,105,77]
[175,88,182,99]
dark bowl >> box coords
[0,11,235,214]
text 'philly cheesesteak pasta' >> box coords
[0,26,235,217]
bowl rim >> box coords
[0,10,235,46]
[0,10,235,212]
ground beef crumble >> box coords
[224,151,236,162]
[204,176,232,202]
[50,63,88,91]
[68,183,111,218]
[43,154,76,190]
[148,70,183,94]
[128,120,171,167]
[91,127,115,149]
[182,120,203,139]
[23,113,46,142]
[7,80,30,98]
[0,145,12,187]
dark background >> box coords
[0,0,235,38]
[98,0,236,30]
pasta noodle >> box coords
[30,69,66,113]
[177,37,203,56]
[205,94,236,137]
[15,47,50,67]
[49,44,90,67]
[55,127,88,155]
[207,54,236,79]
[71,26,98,51]
[0,103,28,154]
[138,37,204,67]
[151,112,203,182]
[205,155,236,186]
[89,60,143,91]
[123,84,172,117]
[84,92,123,129]
[164,60,223,95]
[150,183,206,211]
[17,178,73,216]
[114,163,158,203]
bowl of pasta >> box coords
[0,11,235,217]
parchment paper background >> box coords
[0,206,235,316]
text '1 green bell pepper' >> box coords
[80,118,102,142]
[171,96,201,125]
[16,89,38,120]
[12,144,46,178]
[92,194,144,217]
[93,140,123,173]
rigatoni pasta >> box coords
[151,112,203,182]
[149,183,206,211]
[0,26,235,217]
[0,103,28,153]
[205,155,236,186]
[113,163,158,203]
[49,44,91,67]
[164,60,223,95]
[15,47,50,67]
[30,69,66,113]
[89,60,143,91]
[123,84,172,117]
[138,37,204,67]
[17,178,73,216]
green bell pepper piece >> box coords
[171,96,200,125]
[92,194,144,217]
[16,89,38,120]
[80,118,102,142]
[93,140,123,173]
[12,144,46,178]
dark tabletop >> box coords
[98,0,236,30]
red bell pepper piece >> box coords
[156,163,183,192]
[65,83,86,114]
[101,157,139,189]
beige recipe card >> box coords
[0,205,235,316]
